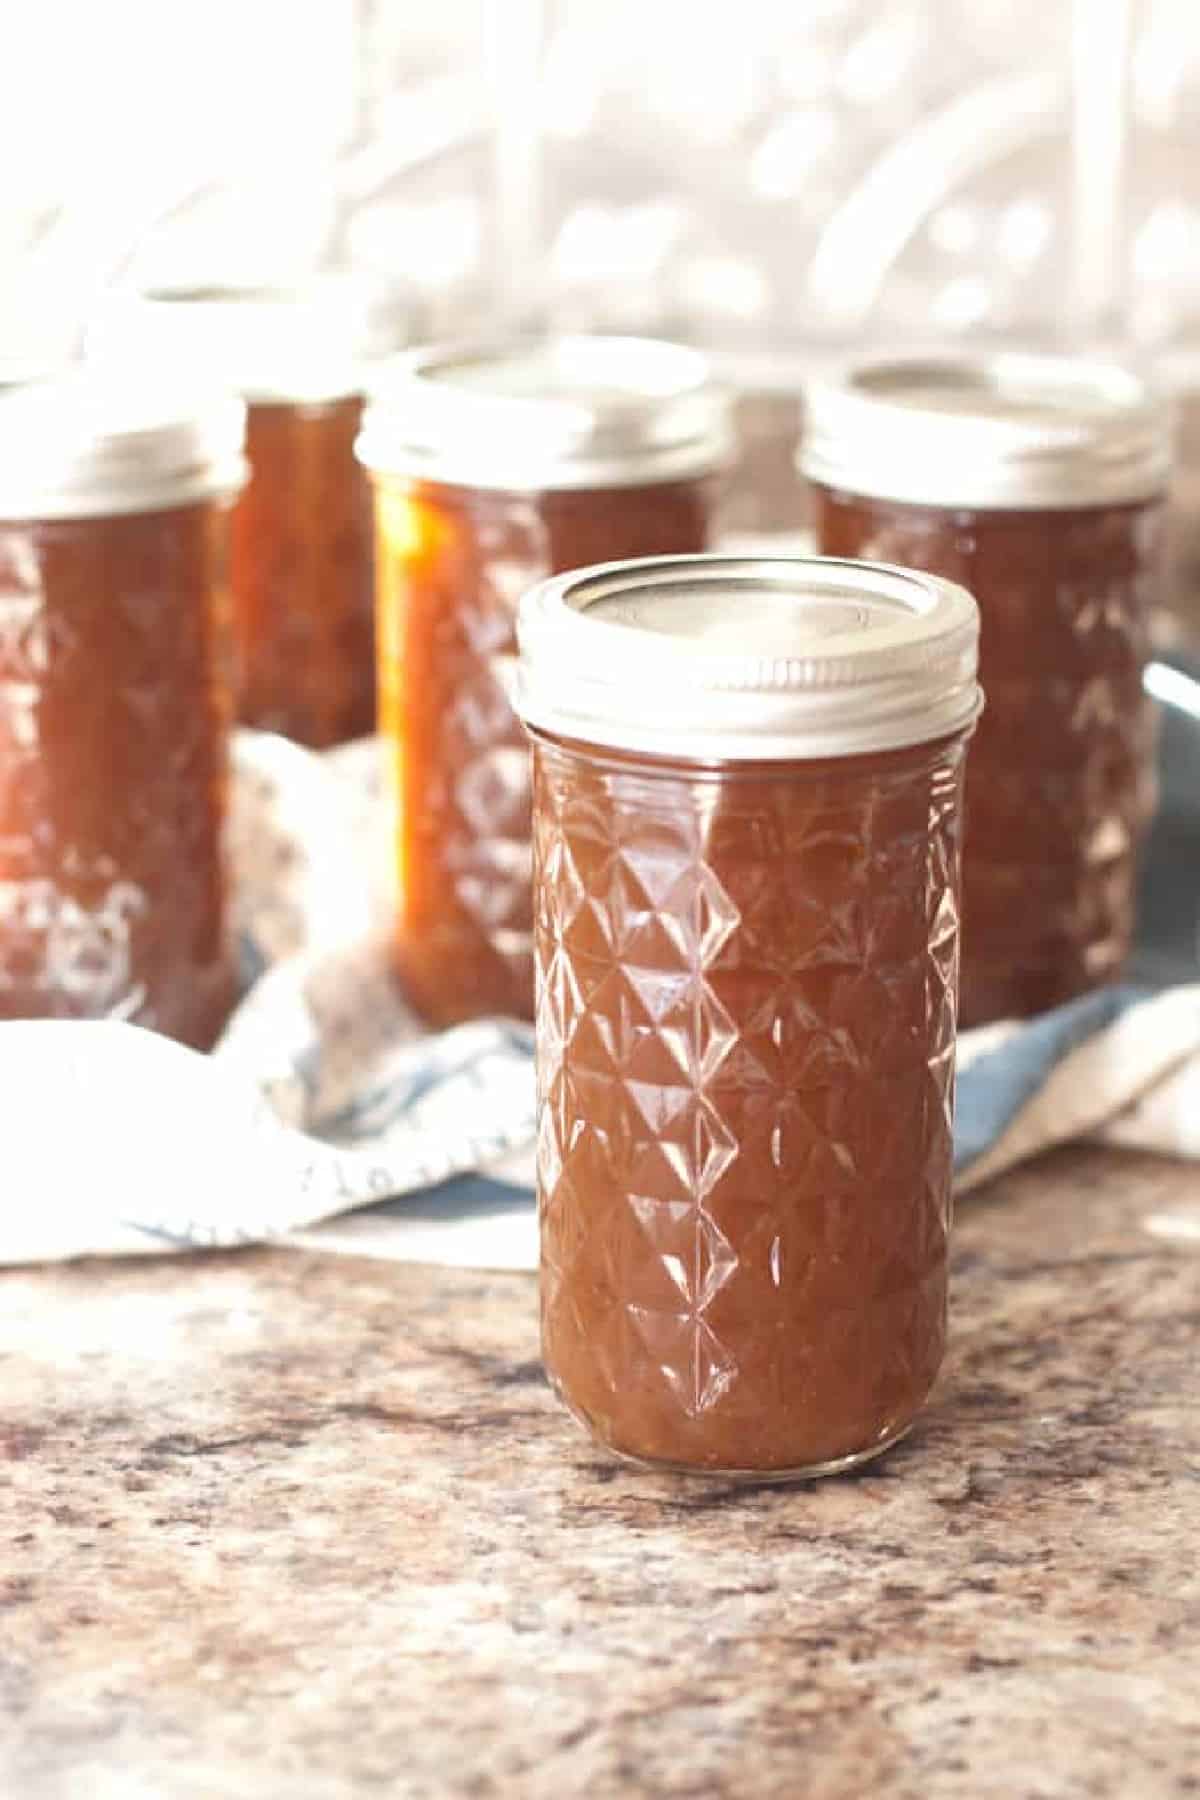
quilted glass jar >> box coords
[516,554,981,1477]
[90,278,404,748]
[803,355,1171,1027]
[358,337,731,1026]
[0,374,245,1045]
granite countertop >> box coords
[3,1146,1199,1799]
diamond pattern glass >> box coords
[0,504,235,1046]
[814,490,1162,1027]
[532,730,969,1475]
[373,475,714,1026]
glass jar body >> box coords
[0,500,236,1046]
[531,727,969,1476]
[813,485,1162,1026]
[233,395,374,747]
[373,474,716,1026]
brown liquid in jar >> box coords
[814,488,1160,1026]
[375,476,714,1027]
[532,728,967,1474]
[0,503,235,1046]
[233,395,374,747]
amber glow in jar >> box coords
[0,375,245,1045]
[358,337,731,1026]
[803,355,1171,1027]
[90,279,404,747]
[515,555,981,1477]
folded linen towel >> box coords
[1,731,1196,1270]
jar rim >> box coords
[516,553,981,761]
[0,372,246,519]
[86,273,408,406]
[800,350,1172,510]
[356,334,733,491]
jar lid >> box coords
[800,353,1172,510]
[516,554,981,761]
[87,275,408,405]
[0,372,246,520]
[356,335,733,490]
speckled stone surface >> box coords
[3,1147,1199,1799]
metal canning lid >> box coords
[0,372,246,520]
[356,335,733,490]
[516,554,981,761]
[87,275,408,406]
[801,353,1172,510]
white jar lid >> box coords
[801,352,1172,510]
[516,554,981,761]
[87,274,408,406]
[356,335,733,490]
[0,372,246,520]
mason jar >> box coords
[0,373,245,1045]
[357,336,732,1026]
[90,276,404,747]
[802,354,1171,1026]
[516,554,981,1476]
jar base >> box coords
[565,1411,914,1485]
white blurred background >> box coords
[5,0,1200,366]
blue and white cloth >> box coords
[2,730,1198,1269]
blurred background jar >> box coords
[0,374,245,1046]
[357,335,732,1025]
[89,277,407,748]
[804,353,1171,1026]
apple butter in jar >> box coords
[90,277,404,747]
[515,554,981,1476]
[803,355,1171,1026]
[0,374,245,1045]
[357,337,731,1026]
